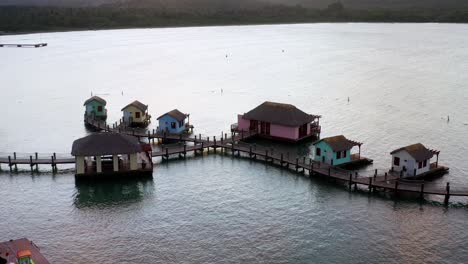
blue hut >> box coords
[313,135,362,166]
[157,109,190,134]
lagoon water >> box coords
[1,23,468,263]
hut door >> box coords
[260,122,266,134]
[265,123,270,135]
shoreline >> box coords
[1,21,467,37]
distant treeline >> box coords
[1,3,468,33]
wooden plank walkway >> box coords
[0,43,47,48]
[0,116,465,205]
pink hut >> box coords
[233,101,321,142]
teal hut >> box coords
[84,96,107,120]
[313,135,362,166]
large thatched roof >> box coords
[71,132,142,156]
[243,101,318,127]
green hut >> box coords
[84,96,107,120]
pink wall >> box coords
[270,123,298,140]
[238,114,250,130]
[237,115,299,140]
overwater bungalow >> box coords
[121,100,151,127]
[0,238,50,264]
[233,101,321,142]
[83,96,107,120]
[390,143,447,178]
[71,132,153,178]
[312,135,368,166]
[157,109,193,134]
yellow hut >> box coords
[121,100,151,127]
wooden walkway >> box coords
[0,43,47,48]
[0,116,465,205]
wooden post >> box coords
[225,133,227,140]
[303,157,306,164]
[265,150,269,161]
[384,172,388,181]
[355,171,358,179]
[165,148,169,160]
[249,145,253,158]
[369,177,373,192]
[214,136,216,147]
[436,153,439,168]
[394,181,399,196]
[54,153,56,160]
[30,156,33,172]
[444,182,450,205]
[281,153,283,166]
[295,158,299,172]
[8,156,12,172]
[374,169,377,177]
[349,173,353,189]
[14,152,16,160]
[420,183,425,200]
[183,144,187,158]
[201,142,204,154]
[35,152,38,160]
[413,169,417,177]
[51,155,55,172]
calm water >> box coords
[1,23,468,263]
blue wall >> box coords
[158,114,186,134]
[313,141,351,166]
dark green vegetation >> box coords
[1,1,468,33]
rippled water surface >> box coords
[1,23,468,263]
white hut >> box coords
[71,132,153,178]
[390,143,438,177]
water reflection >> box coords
[73,178,154,208]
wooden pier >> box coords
[0,43,47,48]
[0,116,465,205]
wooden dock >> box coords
[0,43,47,48]
[0,116,465,205]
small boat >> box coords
[0,238,50,264]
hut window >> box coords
[423,160,427,167]
[97,106,103,112]
[135,112,141,118]
[336,151,342,159]
[316,148,321,156]
[179,121,183,127]
[171,122,176,129]
[343,151,347,158]
[418,162,423,169]
[394,157,400,166]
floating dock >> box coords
[0,43,47,48]
[0,238,50,264]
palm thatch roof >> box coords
[243,101,318,127]
[390,143,434,161]
[71,132,143,156]
[83,96,106,106]
[157,109,187,122]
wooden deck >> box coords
[0,43,47,48]
[0,238,50,264]
[0,116,464,205]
